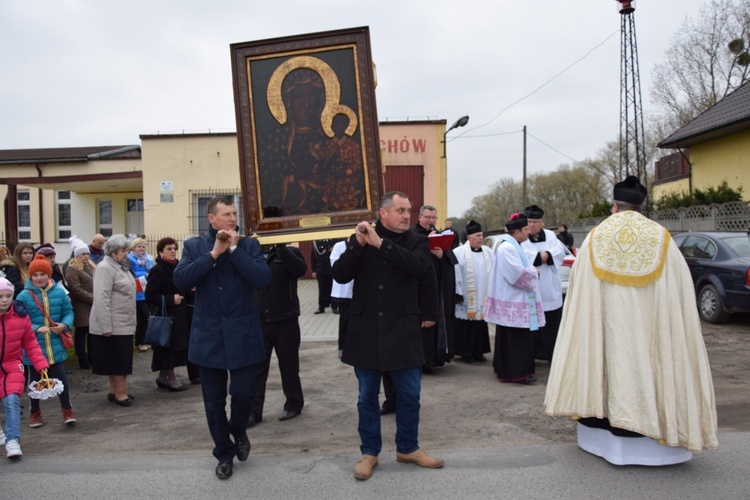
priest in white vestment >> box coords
[485,213,545,384]
[453,220,493,362]
[544,176,718,466]
[521,204,565,361]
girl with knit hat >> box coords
[0,277,49,458]
[16,255,76,428]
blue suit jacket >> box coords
[174,227,271,370]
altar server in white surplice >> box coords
[521,204,565,361]
[453,220,493,363]
[545,176,718,466]
[484,213,545,385]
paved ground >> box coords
[2,279,749,499]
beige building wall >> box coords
[689,130,750,200]
[140,133,241,237]
[379,121,447,217]
[652,178,690,202]
[0,156,142,257]
[2,123,448,250]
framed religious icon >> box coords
[230,26,384,237]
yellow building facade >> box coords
[0,120,448,255]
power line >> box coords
[526,131,578,163]
[449,130,522,139]
[453,30,618,139]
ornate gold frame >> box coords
[231,27,383,237]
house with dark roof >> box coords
[654,80,750,202]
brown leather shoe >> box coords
[353,454,378,480]
[396,449,444,468]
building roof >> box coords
[0,145,140,165]
[658,80,750,148]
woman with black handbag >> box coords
[145,238,196,392]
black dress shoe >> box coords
[279,410,301,421]
[314,308,325,314]
[215,459,233,480]
[190,378,201,385]
[114,396,135,406]
[246,415,261,428]
[236,434,251,462]
[107,393,134,402]
[473,355,487,362]
[156,378,189,392]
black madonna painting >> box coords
[231,27,383,235]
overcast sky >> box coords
[0,0,707,217]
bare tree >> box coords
[650,0,750,131]
[527,166,609,226]
[464,177,524,232]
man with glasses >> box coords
[413,205,457,373]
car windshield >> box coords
[724,235,750,258]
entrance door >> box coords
[384,165,424,226]
[126,198,144,236]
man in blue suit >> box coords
[174,195,271,480]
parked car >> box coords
[672,231,750,323]
[483,234,575,295]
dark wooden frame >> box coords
[230,27,383,236]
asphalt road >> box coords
[3,434,749,499]
[2,280,748,499]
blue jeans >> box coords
[199,364,260,462]
[2,393,21,442]
[355,366,421,456]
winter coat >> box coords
[0,259,24,299]
[0,302,49,398]
[89,256,137,336]
[16,279,73,366]
[65,262,95,328]
[332,220,433,371]
[127,252,154,302]
[145,257,194,352]
[174,226,271,370]
[256,245,307,324]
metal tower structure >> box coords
[617,1,648,189]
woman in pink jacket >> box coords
[0,277,49,459]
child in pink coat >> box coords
[0,277,49,459]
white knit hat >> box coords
[74,244,90,257]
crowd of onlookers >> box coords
[0,233,196,459]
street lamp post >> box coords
[442,115,469,158]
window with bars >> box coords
[190,190,244,235]
[57,190,72,240]
[98,199,113,237]
[18,190,31,241]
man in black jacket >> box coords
[251,243,308,426]
[332,191,444,481]
[414,205,457,372]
